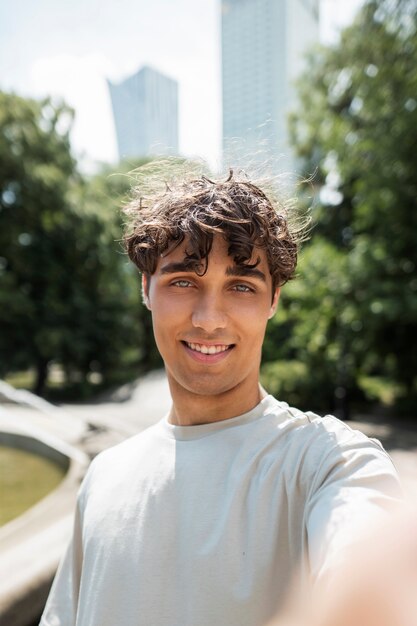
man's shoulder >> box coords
[267,396,352,441]
[267,397,393,472]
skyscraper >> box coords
[108,66,179,161]
[221,0,319,169]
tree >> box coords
[81,159,162,376]
[0,92,157,396]
[0,93,79,392]
[285,0,417,411]
[262,239,352,414]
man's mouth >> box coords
[182,341,234,355]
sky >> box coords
[0,0,364,172]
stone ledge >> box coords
[0,429,89,626]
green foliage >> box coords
[81,159,162,376]
[0,92,76,391]
[0,92,159,396]
[260,361,309,410]
[358,375,406,406]
[263,240,356,412]
[265,0,417,413]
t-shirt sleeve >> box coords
[39,496,84,626]
[304,419,403,582]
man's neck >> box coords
[167,378,266,426]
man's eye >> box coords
[233,284,254,293]
[172,280,193,288]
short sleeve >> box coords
[39,497,84,626]
[305,421,403,582]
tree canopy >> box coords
[0,92,156,396]
[276,0,417,413]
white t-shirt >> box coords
[40,395,402,626]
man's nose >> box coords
[191,293,227,333]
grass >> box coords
[0,445,66,526]
[4,369,36,390]
[358,375,406,407]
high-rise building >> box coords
[108,65,179,160]
[221,0,319,170]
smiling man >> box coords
[144,233,279,425]
[40,171,402,626]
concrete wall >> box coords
[0,431,70,471]
[0,430,88,626]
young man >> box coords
[40,172,402,626]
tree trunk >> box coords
[141,310,159,370]
[34,358,49,397]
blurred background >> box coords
[1,0,417,622]
[4,0,414,416]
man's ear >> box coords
[142,274,151,310]
[268,287,280,319]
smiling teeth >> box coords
[187,342,230,355]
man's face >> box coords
[143,234,279,406]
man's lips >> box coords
[181,340,235,362]
[181,341,234,355]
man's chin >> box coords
[168,373,237,398]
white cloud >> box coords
[30,54,119,166]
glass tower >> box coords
[222,0,319,170]
[108,65,179,160]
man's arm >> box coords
[305,425,402,581]
[270,426,406,626]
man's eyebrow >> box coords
[159,262,267,283]
[226,266,267,282]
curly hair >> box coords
[123,169,302,291]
